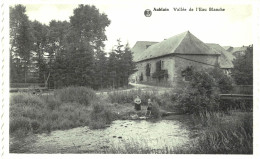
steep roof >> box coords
[131,41,158,62]
[206,43,235,69]
[135,31,220,62]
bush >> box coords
[89,102,114,129]
[42,95,61,110]
[173,68,221,114]
[31,120,41,132]
[55,86,96,106]
[10,117,31,134]
[151,102,161,119]
[10,93,45,107]
[208,67,234,94]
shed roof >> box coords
[206,43,235,69]
[135,31,220,62]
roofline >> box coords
[135,52,220,63]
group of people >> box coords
[134,95,153,116]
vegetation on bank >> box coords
[96,111,252,154]
[10,87,162,136]
[10,87,109,136]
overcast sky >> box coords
[12,0,252,52]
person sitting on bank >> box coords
[134,95,142,111]
[146,99,152,116]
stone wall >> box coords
[173,55,219,84]
[136,56,175,85]
[135,54,219,86]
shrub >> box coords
[172,67,234,114]
[31,120,41,132]
[10,93,45,107]
[208,67,234,94]
[89,102,114,129]
[10,117,31,134]
[41,122,52,133]
[43,95,61,110]
[55,86,96,106]
[151,102,161,119]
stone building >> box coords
[206,43,235,75]
[131,31,233,86]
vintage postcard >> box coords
[0,0,259,158]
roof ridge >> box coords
[171,31,190,53]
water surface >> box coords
[20,119,196,153]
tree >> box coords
[121,44,136,85]
[174,67,219,114]
[107,40,136,88]
[69,5,110,50]
[51,4,110,88]
[209,66,234,93]
[232,45,253,85]
[30,20,49,83]
[10,5,34,83]
[47,20,70,88]
[94,51,108,89]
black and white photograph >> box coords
[0,0,259,158]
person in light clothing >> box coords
[134,95,142,111]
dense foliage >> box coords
[173,67,234,114]
[232,45,253,85]
[10,5,135,89]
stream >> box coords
[10,116,198,153]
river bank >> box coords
[9,87,253,154]
[10,110,252,154]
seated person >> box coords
[134,95,142,111]
[146,99,152,116]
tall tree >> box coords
[232,45,253,85]
[59,4,110,88]
[94,51,108,89]
[107,40,136,88]
[10,5,34,83]
[30,20,49,83]
[121,44,136,86]
[46,20,70,88]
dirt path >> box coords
[38,83,173,96]
[96,83,172,96]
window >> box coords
[146,63,151,76]
[181,66,193,81]
[161,61,164,70]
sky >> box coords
[11,0,253,52]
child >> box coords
[134,95,142,111]
[146,99,152,116]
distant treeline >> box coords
[10,4,136,89]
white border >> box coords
[1,0,260,159]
